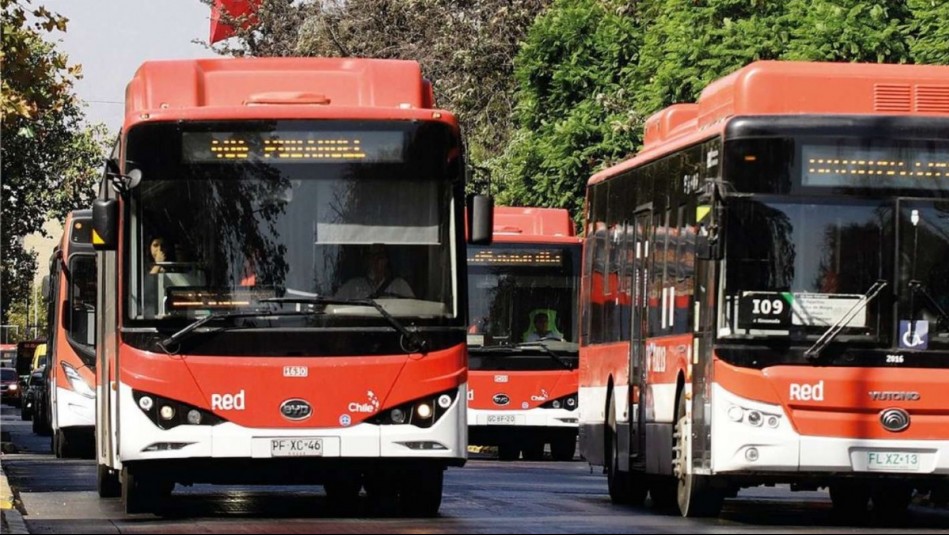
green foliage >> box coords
[782,0,913,63]
[1,2,109,324]
[635,0,786,114]
[907,0,949,64]
[498,0,945,223]
[495,0,642,218]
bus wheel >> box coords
[324,476,362,515]
[498,443,519,461]
[829,483,870,517]
[55,429,80,458]
[872,484,912,518]
[122,468,167,515]
[550,435,576,462]
[673,394,723,517]
[399,467,443,517]
[521,442,545,461]
[607,395,646,505]
[97,464,121,498]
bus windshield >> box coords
[124,120,460,324]
[722,197,949,350]
[467,243,580,350]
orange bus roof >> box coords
[592,60,949,185]
[492,206,578,244]
[124,57,447,128]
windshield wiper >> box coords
[471,342,575,370]
[158,309,308,352]
[261,297,428,354]
[909,280,949,331]
[804,280,887,361]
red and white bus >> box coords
[92,58,489,515]
[467,207,581,461]
[45,210,97,457]
[578,61,949,517]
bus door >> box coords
[629,209,651,466]
[896,198,949,350]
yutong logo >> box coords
[493,393,510,406]
[869,391,921,401]
[280,399,312,420]
[880,408,911,432]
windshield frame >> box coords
[119,119,466,337]
[466,242,581,351]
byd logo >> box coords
[211,390,246,410]
[789,381,824,401]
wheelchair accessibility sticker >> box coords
[899,320,929,350]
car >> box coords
[1,367,21,406]
[20,368,45,421]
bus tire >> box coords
[521,442,545,461]
[324,476,362,515]
[829,483,870,517]
[674,394,723,517]
[872,484,912,518]
[550,435,576,462]
[97,464,121,498]
[122,467,168,515]
[498,443,519,461]
[400,467,443,517]
[607,395,646,505]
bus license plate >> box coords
[865,451,919,471]
[271,438,323,457]
[486,414,517,425]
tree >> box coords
[499,0,943,220]
[494,0,643,217]
[781,0,913,63]
[1,0,109,325]
[906,0,949,64]
[634,0,786,115]
[205,0,550,165]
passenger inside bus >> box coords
[336,244,415,299]
[524,310,564,342]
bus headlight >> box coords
[368,388,458,428]
[416,403,433,419]
[133,390,226,430]
[61,362,95,399]
[541,393,578,411]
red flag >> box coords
[209,0,260,44]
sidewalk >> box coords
[1,462,30,534]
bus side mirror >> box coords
[92,199,118,251]
[467,194,493,245]
[695,203,724,260]
[41,275,50,301]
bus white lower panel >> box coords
[711,384,949,475]
[578,384,628,426]
[468,407,578,428]
[55,386,95,429]
[118,383,466,463]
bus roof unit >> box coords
[124,57,438,123]
[492,207,576,242]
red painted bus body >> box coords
[467,207,581,461]
[94,58,468,515]
[44,210,97,457]
[578,61,949,517]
